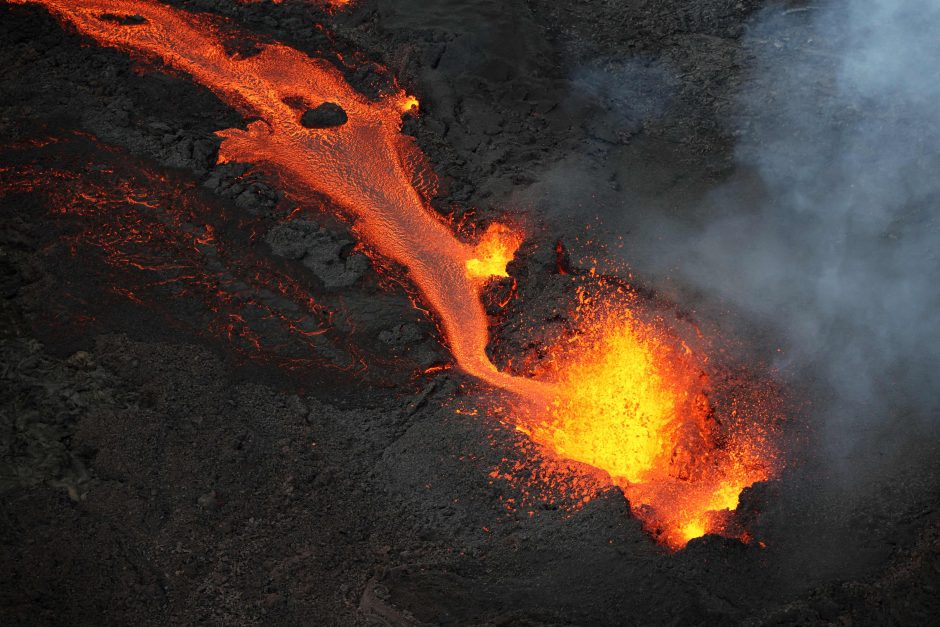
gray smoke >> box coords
[527,0,940,471]
[670,0,940,458]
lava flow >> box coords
[12,0,782,547]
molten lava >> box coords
[400,94,420,114]
[465,223,523,281]
[512,285,779,547]
[12,0,782,547]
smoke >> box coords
[670,0,940,460]
[530,0,940,471]
[696,0,940,452]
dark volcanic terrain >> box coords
[2,1,939,625]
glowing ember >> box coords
[14,0,782,548]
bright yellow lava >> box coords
[680,520,707,543]
[528,314,680,481]
[400,94,420,113]
[707,480,743,511]
[509,292,778,548]
[465,223,523,280]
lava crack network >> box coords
[12,0,780,547]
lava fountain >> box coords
[10,0,782,547]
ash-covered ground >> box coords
[2,0,939,625]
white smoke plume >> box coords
[524,0,940,474]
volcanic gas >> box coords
[10,0,783,547]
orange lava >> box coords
[15,0,782,547]
[512,285,779,548]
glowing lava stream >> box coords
[9,0,546,397]
[14,0,780,547]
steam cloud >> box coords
[670,0,940,461]
[531,0,940,471]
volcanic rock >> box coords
[378,323,424,346]
[300,102,347,128]
[98,13,147,26]
[265,220,368,288]
[197,490,221,510]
